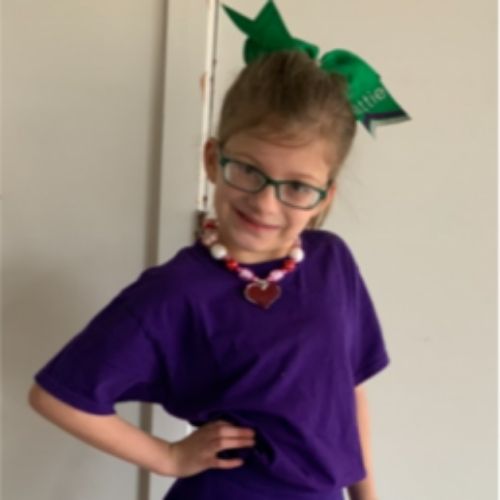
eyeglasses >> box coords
[217,152,333,210]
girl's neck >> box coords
[215,233,295,265]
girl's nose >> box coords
[251,183,280,210]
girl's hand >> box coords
[168,420,256,478]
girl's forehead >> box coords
[223,130,335,183]
[224,128,336,164]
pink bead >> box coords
[201,233,217,246]
[268,269,286,282]
[238,269,255,280]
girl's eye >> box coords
[288,181,313,193]
[236,162,258,175]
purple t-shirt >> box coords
[34,229,390,500]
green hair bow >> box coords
[222,0,410,136]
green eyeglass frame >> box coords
[217,151,333,210]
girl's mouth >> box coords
[235,209,280,230]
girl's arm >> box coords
[347,385,379,500]
[28,383,175,477]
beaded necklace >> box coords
[200,218,304,309]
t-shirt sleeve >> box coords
[33,269,169,415]
[350,262,390,386]
[336,236,391,386]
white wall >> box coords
[3,1,173,499]
[3,0,497,500]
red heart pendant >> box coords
[244,281,281,309]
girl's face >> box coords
[203,128,336,264]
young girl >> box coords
[30,2,408,499]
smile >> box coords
[235,209,280,230]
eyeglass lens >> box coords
[223,160,321,208]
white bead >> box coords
[289,247,305,262]
[268,269,286,281]
[210,243,227,260]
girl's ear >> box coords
[325,182,336,205]
[203,137,219,184]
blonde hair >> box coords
[215,50,357,228]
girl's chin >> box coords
[219,232,275,258]
[228,233,271,252]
